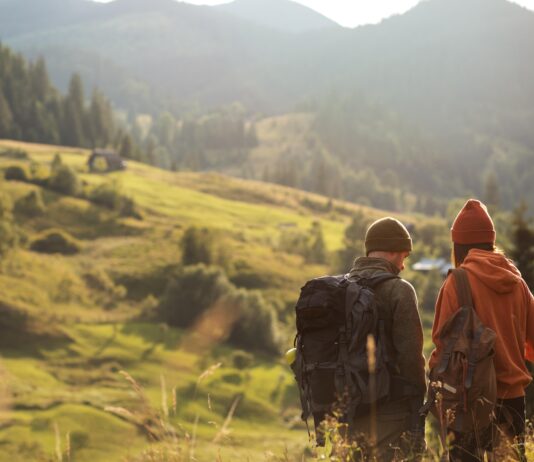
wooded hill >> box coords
[2,0,533,216]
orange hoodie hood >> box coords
[462,249,522,294]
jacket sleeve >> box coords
[428,276,459,369]
[391,279,426,394]
[524,282,534,362]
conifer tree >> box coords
[485,172,500,214]
[307,221,327,264]
[119,133,134,159]
[30,57,50,102]
[62,74,86,146]
[51,153,63,171]
[0,90,13,137]
[88,89,114,148]
[510,201,534,290]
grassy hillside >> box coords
[2,140,522,460]
[0,139,408,461]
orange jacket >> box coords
[429,249,534,399]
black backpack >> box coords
[291,272,398,444]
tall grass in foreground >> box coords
[45,364,534,462]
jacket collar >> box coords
[349,257,400,277]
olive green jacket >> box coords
[349,257,426,395]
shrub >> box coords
[0,148,29,160]
[119,196,142,219]
[70,431,90,451]
[29,161,49,185]
[30,229,81,255]
[227,290,280,355]
[89,182,122,210]
[159,264,234,327]
[30,417,51,431]
[230,269,269,289]
[83,269,126,308]
[4,165,30,182]
[51,153,62,171]
[231,350,254,369]
[221,372,242,384]
[0,191,18,258]
[89,181,142,219]
[181,226,215,266]
[48,165,80,196]
[160,265,280,354]
[14,190,46,217]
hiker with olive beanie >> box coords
[429,199,534,461]
[349,217,426,460]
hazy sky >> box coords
[93,0,534,28]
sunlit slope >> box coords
[0,139,400,316]
[0,139,387,461]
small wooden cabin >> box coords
[87,149,126,172]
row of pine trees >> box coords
[0,44,116,149]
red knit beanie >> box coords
[451,199,496,244]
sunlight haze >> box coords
[91,0,534,27]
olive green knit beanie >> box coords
[364,217,412,255]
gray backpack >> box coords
[291,272,397,444]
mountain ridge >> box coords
[215,0,340,33]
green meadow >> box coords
[2,140,526,461]
[0,140,385,461]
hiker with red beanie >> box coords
[429,199,534,461]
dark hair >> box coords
[453,242,496,267]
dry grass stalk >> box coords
[54,421,63,462]
[65,432,71,462]
[120,370,150,408]
[161,374,169,420]
[197,363,222,388]
[172,386,177,416]
[212,395,241,444]
[108,372,179,443]
[367,334,378,461]
[188,414,200,460]
[0,362,12,414]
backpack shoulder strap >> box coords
[436,269,474,374]
[451,268,473,308]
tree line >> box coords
[0,43,259,174]
[0,44,120,150]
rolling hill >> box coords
[2,0,533,217]
[0,138,445,460]
[2,0,534,121]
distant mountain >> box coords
[0,0,303,111]
[1,0,534,213]
[215,0,339,33]
[2,0,532,120]
[319,0,534,131]
[0,0,101,38]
